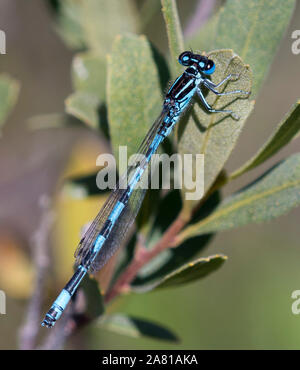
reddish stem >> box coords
[105,214,187,303]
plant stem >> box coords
[105,213,187,303]
[18,195,54,350]
[105,170,231,303]
[161,0,185,77]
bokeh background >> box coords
[0,0,299,349]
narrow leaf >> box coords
[161,0,184,76]
[230,101,300,179]
[81,0,137,54]
[177,50,253,216]
[98,313,178,342]
[132,190,220,286]
[140,255,227,291]
[65,53,107,128]
[80,276,104,320]
[65,91,99,129]
[55,0,86,50]
[190,0,295,97]
[55,0,137,53]
[107,34,163,160]
[72,52,106,102]
[177,153,300,242]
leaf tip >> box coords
[210,254,228,261]
[219,254,228,261]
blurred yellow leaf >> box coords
[0,236,34,298]
[53,140,109,283]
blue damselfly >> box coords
[42,51,250,328]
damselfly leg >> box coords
[197,73,250,120]
[197,88,240,120]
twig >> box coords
[38,219,104,348]
[18,194,55,350]
[105,213,187,303]
[161,0,185,76]
[38,306,74,350]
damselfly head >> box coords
[178,51,215,75]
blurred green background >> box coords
[0,0,300,349]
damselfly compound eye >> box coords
[178,51,192,66]
[203,59,215,75]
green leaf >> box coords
[98,313,178,342]
[139,254,227,291]
[230,101,300,179]
[146,189,182,249]
[110,233,137,286]
[72,52,107,102]
[177,153,300,242]
[135,188,161,235]
[80,275,104,320]
[190,0,295,97]
[139,0,162,32]
[132,190,220,286]
[177,50,253,216]
[80,0,137,54]
[65,91,99,129]
[65,52,107,129]
[54,0,137,53]
[107,34,163,161]
[55,0,86,50]
[294,129,300,142]
[0,74,20,131]
[161,0,184,76]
